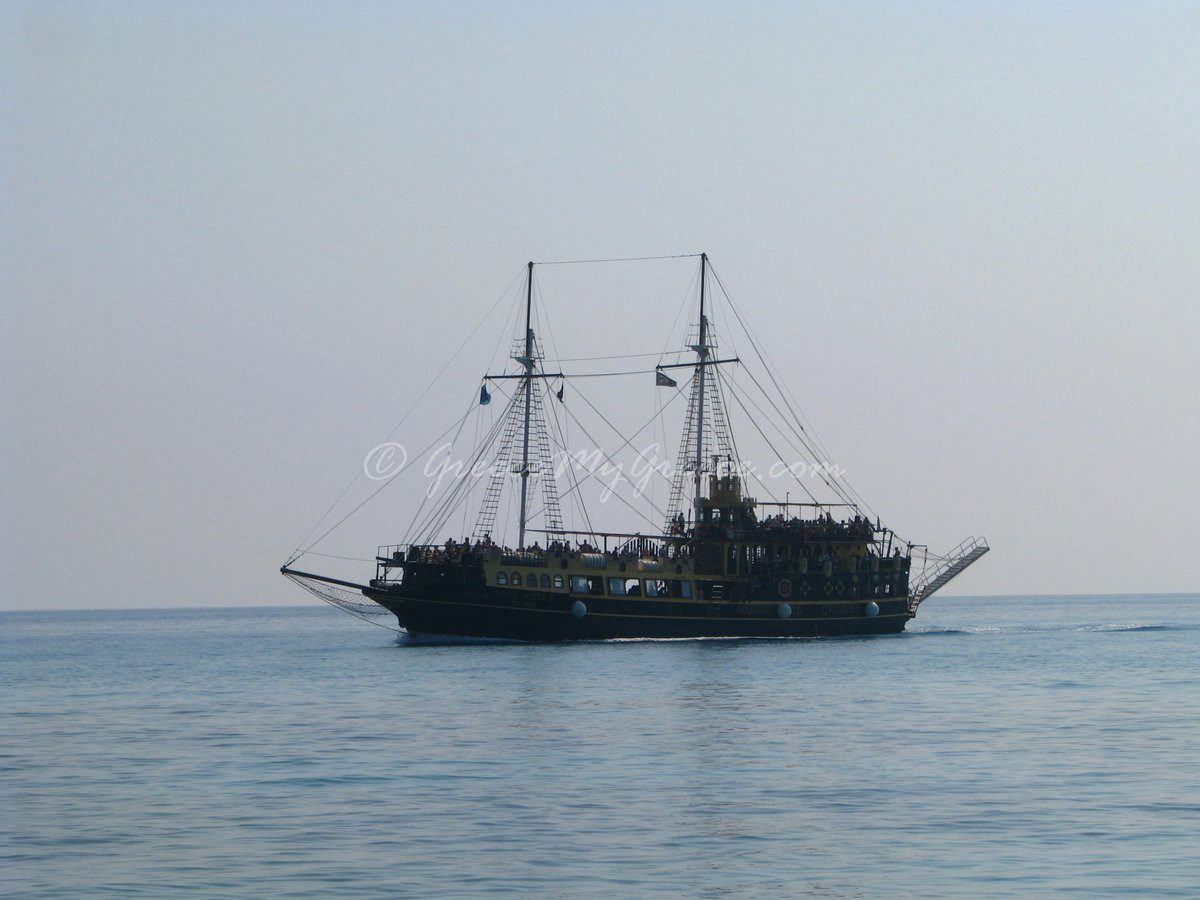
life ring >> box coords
[778,578,793,599]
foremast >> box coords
[473,261,565,550]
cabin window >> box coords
[496,572,508,585]
[510,572,522,586]
[609,577,642,596]
[663,580,693,599]
[645,580,663,597]
[570,575,603,595]
[553,574,564,589]
[540,574,551,588]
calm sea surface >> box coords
[3,595,1199,897]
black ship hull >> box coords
[365,584,910,641]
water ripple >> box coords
[3,596,1199,896]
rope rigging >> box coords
[708,262,880,520]
[550,389,670,532]
[406,391,520,546]
[719,374,819,504]
[525,373,691,526]
[723,370,850,506]
[285,252,900,572]
[534,275,597,540]
[547,350,690,363]
[533,252,702,266]
[287,387,488,566]
[284,267,527,564]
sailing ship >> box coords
[282,254,988,640]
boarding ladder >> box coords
[907,536,990,615]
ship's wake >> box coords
[907,622,1196,636]
[397,631,527,646]
[395,622,1200,646]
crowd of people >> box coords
[405,533,679,568]
[405,511,879,569]
[754,511,876,542]
[669,509,876,543]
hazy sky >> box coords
[3,2,1198,609]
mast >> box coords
[693,252,708,529]
[518,261,534,549]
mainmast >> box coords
[517,261,534,549]
[692,252,708,528]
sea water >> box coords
[3,595,1199,897]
